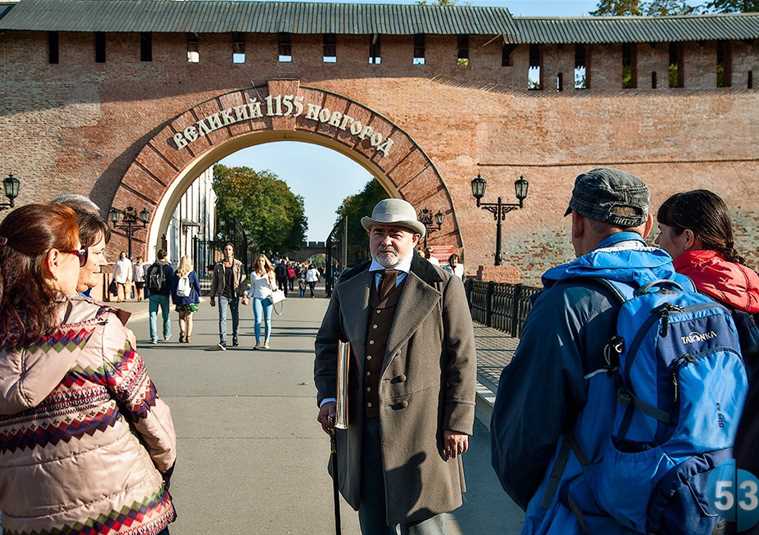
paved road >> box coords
[126,296,523,534]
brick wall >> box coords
[1,31,757,284]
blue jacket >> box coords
[171,271,201,305]
[491,232,691,535]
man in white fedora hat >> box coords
[315,198,476,535]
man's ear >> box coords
[571,212,584,241]
[411,234,421,247]
[642,213,654,239]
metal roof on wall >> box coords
[511,14,759,44]
[0,0,518,36]
[0,0,757,44]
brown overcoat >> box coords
[314,254,477,525]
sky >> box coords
[217,0,600,241]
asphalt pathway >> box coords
[124,296,523,534]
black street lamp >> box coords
[0,174,21,211]
[109,206,150,258]
[471,174,529,266]
[418,208,444,250]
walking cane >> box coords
[330,430,342,535]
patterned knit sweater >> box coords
[0,297,177,535]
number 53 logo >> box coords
[707,460,759,532]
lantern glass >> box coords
[3,174,20,200]
[139,208,150,224]
[515,175,529,201]
[434,210,444,227]
[471,174,486,200]
[109,208,121,224]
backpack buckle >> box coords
[603,336,624,370]
[617,388,633,404]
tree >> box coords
[334,179,389,265]
[212,164,307,256]
[645,0,701,14]
[591,0,643,15]
[705,0,759,11]
[591,0,705,14]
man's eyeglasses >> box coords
[64,248,88,267]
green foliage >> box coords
[592,0,757,13]
[591,0,643,15]
[591,0,705,14]
[705,0,759,11]
[212,164,307,256]
[417,0,456,5]
[334,179,389,265]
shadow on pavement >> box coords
[451,420,524,535]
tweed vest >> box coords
[364,273,404,419]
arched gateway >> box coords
[111,79,462,261]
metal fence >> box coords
[465,280,542,338]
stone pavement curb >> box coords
[472,322,519,430]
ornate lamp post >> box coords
[471,174,529,266]
[0,174,21,211]
[109,206,150,258]
[418,208,445,250]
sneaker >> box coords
[151,339,159,345]
[253,342,262,350]
[232,337,239,347]
[217,342,227,351]
[264,340,270,349]
[179,334,185,344]
[164,336,172,343]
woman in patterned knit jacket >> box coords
[0,204,177,535]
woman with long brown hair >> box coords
[246,253,277,349]
[0,204,177,535]
[172,255,201,343]
[656,190,759,510]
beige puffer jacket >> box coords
[0,297,177,535]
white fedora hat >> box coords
[360,198,426,238]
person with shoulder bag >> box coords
[172,256,201,344]
[0,204,177,535]
[146,250,175,345]
[246,254,278,350]
[657,190,759,534]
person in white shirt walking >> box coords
[245,254,277,349]
[113,251,133,302]
[305,264,320,298]
[133,255,148,301]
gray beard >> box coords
[372,251,409,269]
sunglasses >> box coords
[64,248,89,267]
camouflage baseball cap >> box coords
[564,168,650,228]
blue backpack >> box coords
[567,278,749,534]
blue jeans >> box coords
[217,295,239,344]
[149,294,171,342]
[253,297,273,344]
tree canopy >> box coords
[213,164,307,256]
[591,0,756,14]
[333,179,389,266]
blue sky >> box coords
[219,0,600,240]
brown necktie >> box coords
[378,270,398,302]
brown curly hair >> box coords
[0,204,81,350]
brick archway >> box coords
[109,80,462,260]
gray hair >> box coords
[51,194,100,215]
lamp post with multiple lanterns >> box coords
[109,206,150,258]
[418,208,445,251]
[0,174,21,212]
[470,174,529,266]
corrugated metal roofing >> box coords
[0,0,518,36]
[511,13,759,44]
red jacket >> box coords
[673,249,759,314]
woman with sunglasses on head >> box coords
[656,190,759,510]
[0,204,177,535]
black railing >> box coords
[465,280,542,338]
